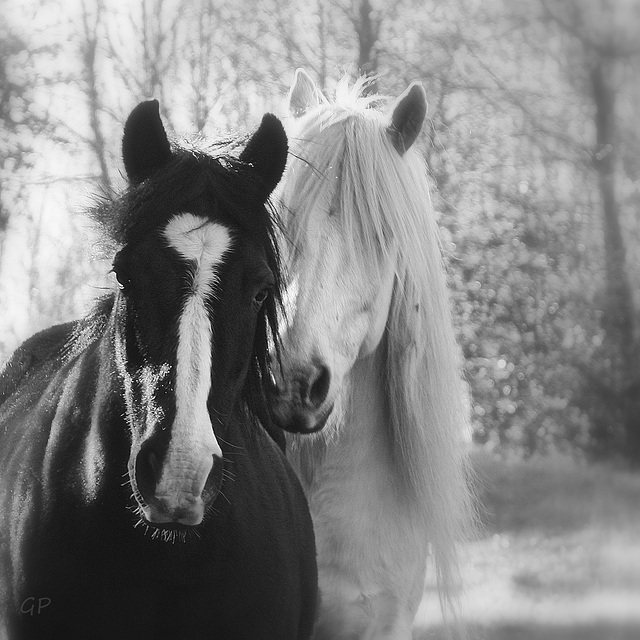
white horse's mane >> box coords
[284,78,477,626]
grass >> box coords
[413,449,640,639]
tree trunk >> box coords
[81,0,113,198]
[354,0,379,95]
[590,58,640,462]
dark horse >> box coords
[0,101,317,640]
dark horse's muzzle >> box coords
[131,430,224,527]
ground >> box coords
[413,451,640,640]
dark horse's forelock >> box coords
[90,141,284,434]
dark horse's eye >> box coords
[254,288,270,306]
[112,253,132,292]
[114,270,131,292]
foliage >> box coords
[0,0,638,460]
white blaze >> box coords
[157,213,231,517]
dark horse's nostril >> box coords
[307,365,330,409]
[203,455,224,503]
[135,442,161,505]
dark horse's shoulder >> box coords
[0,321,77,407]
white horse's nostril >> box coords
[307,364,330,409]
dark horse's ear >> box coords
[239,113,288,201]
[387,82,427,156]
[122,100,172,184]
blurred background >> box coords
[1,0,639,638]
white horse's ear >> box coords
[387,82,427,156]
[288,69,321,118]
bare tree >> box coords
[101,0,186,130]
[79,0,114,197]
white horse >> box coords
[271,70,475,639]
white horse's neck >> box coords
[291,339,427,639]
[346,346,391,459]
[295,343,395,495]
